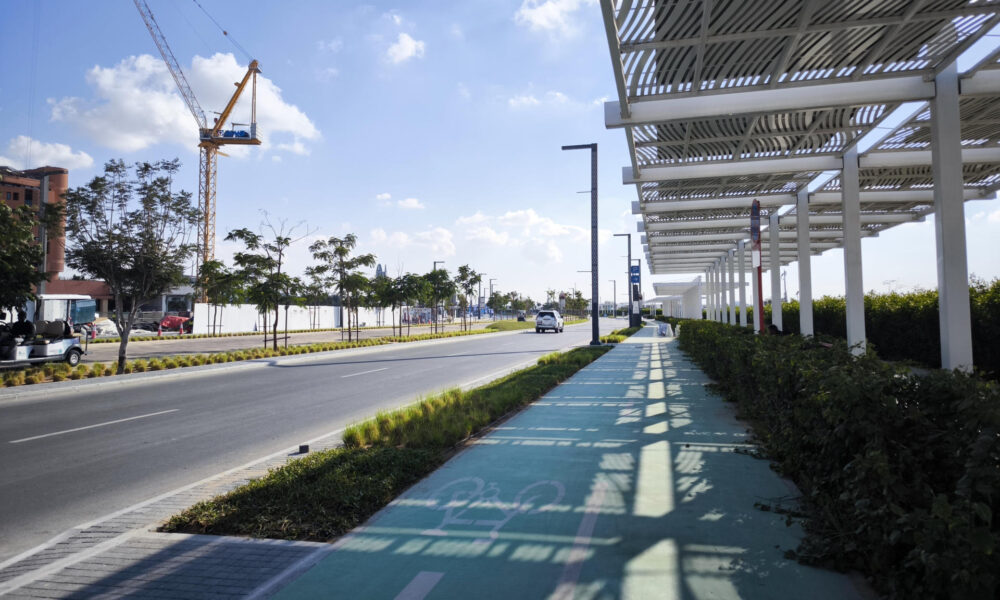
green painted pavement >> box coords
[275,328,874,599]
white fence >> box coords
[192,303,339,335]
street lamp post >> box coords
[432,260,444,332]
[477,273,486,320]
[609,279,616,318]
[614,233,633,326]
[562,142,601,346]
[489,278,497,321]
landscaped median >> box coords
[0,329,494,388]
[599,322,644,344]
[158,345,612,541]
[484,317,589,331]
[676,319,1000,599]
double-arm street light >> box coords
[562,143,601,346]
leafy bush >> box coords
[678,320,1000,598]
[763,279,1000,377]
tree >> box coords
[197,259,243,335]
[309,234,375,342]
[454,265,481,331]
[63,159,199,374]
[487,290,505,320]
[0,201,62,312]
[423,268,455,334]
[227,218,307,351]
[398,273,429,336]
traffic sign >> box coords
[630,275,640,283]
[629,265,640,275]
[750,199,761,243]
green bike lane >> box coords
[276,328,874,600]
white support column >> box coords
[716,261,725,323]
[704,269,711,320]
[728,251,736,324]
[932,63,974,372]
[709,265,717,321]
[769,213,783,331]
[738,241,747,327]
[842,146,866,355]
[797,189,814,336]
[719,257,728,324]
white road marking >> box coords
[341,367,388,378]
[8,409,179,444]
[394,571,445,600]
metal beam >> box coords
[625,156,842,183]
[861,146,1000,168]
[606,76,934,127]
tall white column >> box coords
[710,264,717,321]
[738,241,747,327]
[797,189,814,336]
[715,258,726,323]
[842,146,866,355]
[769,213,783,331]
[704,270,710,320]
[728,250,737,324]
[720,257,728,323]
[932,63,974,372]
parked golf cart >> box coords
[0,319,89,368]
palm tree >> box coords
[423,268,455,334]
[308,234,376,341]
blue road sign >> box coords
[630,275,640,283]
[629,265,640,275]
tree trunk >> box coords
[284,304,290,349]
[273,306,280,351]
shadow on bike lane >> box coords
[274,328,875,600]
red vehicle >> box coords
[159,315,191,333]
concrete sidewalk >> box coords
[0,327,874,599]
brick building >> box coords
[0,165,113,314]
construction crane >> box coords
[133,0,261,291]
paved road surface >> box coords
[0,319,620,563]
[78,320,503,364]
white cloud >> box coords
[508,90,574,109]
[370,226,455,257]
[989,209,1000,224]
[316,67,340,82]
[50,53,320,157]
[514,0,596,36]
[508,94,540,108]
[455,211,489,226]
[276,140,308,155]
[317,38,343,52]
[398,197,425,209]
[467,226,510,245]
[386,33,425,64]
[376,192,392,201]
[0,135,93,170]
[457,83,471,100]
[450,24,465,40]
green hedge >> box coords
[677,320,1000,598]
[701,278,1000,377]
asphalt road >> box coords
[79,320,500,364]
[0,319,620,563]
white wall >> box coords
[193,303,339,335]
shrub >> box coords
[677,320,1000,598]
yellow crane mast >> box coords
[133,0,261,288]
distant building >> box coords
[1,165,113,315]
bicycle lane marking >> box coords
[550,477,611,600]
[393,571,445,600]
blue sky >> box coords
[1,0,998,307]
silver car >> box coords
[535,310,564,333]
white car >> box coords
[535,310,564,333]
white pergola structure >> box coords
[648,280,707,319]
[602,0,1000,371]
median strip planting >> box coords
[0,329,493,389]
[159,345,611,541]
